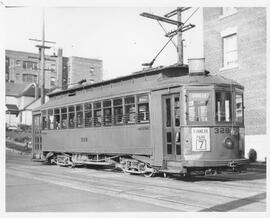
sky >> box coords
[4,6,203,80]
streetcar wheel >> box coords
[144,171,154,177]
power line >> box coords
[183,7,200,25]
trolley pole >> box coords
[140,7,195,66]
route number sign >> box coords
[192,128,210,151]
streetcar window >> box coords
[61,107,67,129]
[41,110,47,130]
[188,92,210,122]
[174,97,180,126]
[215,92,232,122]
[68,106,75,128]
[236,93,244,123]
[165,98,171,127]
[76,104,83,128]
[137,94,149,123]
[113,98,123,125]
[103,100,112,126]
[84,103,92,127]
[48,109,54,130]
[125,96,135,124]
[93,101,102,127]
[54,108,60,129]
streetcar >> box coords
[32,59,248,177]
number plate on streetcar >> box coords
[191,128,210,151]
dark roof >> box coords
[6,104,19,114]
[5,82,49,98]
[6,83,28,97]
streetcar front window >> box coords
[235,93,244,123]
[188,92,210,122]
[215,92,232,122]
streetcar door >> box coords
[163,94,181,161]
[32,114,42,158]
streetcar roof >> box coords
[34,64,243,111]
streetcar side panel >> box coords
[42,124,151,155]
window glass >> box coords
[61,107,67,129]
[22,74,38,83]
[103,100,112,126]
[76,104,83,128]
[113,98,123,125]
[188,92,210,122]
[125,96,135,124]
[54,108,60,129]
[216,92,232,122]
[137,94,149,123]
[48,109,54,130]
[174,97,180,126]
[93,101,102,127]
[84,103,92,127]
[23,61,38,70]
[165,98,171,127]
[68,106,75,128]
[223,34,237,68]
[236,93,243,123]
[41,110,47,130]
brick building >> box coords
[5,49,103,90]
[5,49,103,126]
[203,7,267,160]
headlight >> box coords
[224,137,234,149]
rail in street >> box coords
[6,150,266,212]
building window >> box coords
[222,7,237,17]
[15,60,21,67]
[6,57,10,81]
[90,67,95,75]
[223,34,237,68]
[23,61,38,70]
[50,77,56,86]
[50,64,56,72]
[22,74,37,83]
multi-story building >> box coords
[203,7,267,160]
[6,50,57,89]
[5,49,103,90]
[5,49,103,126]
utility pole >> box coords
[177,8,183,64]
[140,7,195,66]
[29,9,56,105]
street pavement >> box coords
[5,150,266,212]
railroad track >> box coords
[6,161,266,212]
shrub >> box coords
[18,124,32,132]
[248,149,257,162]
